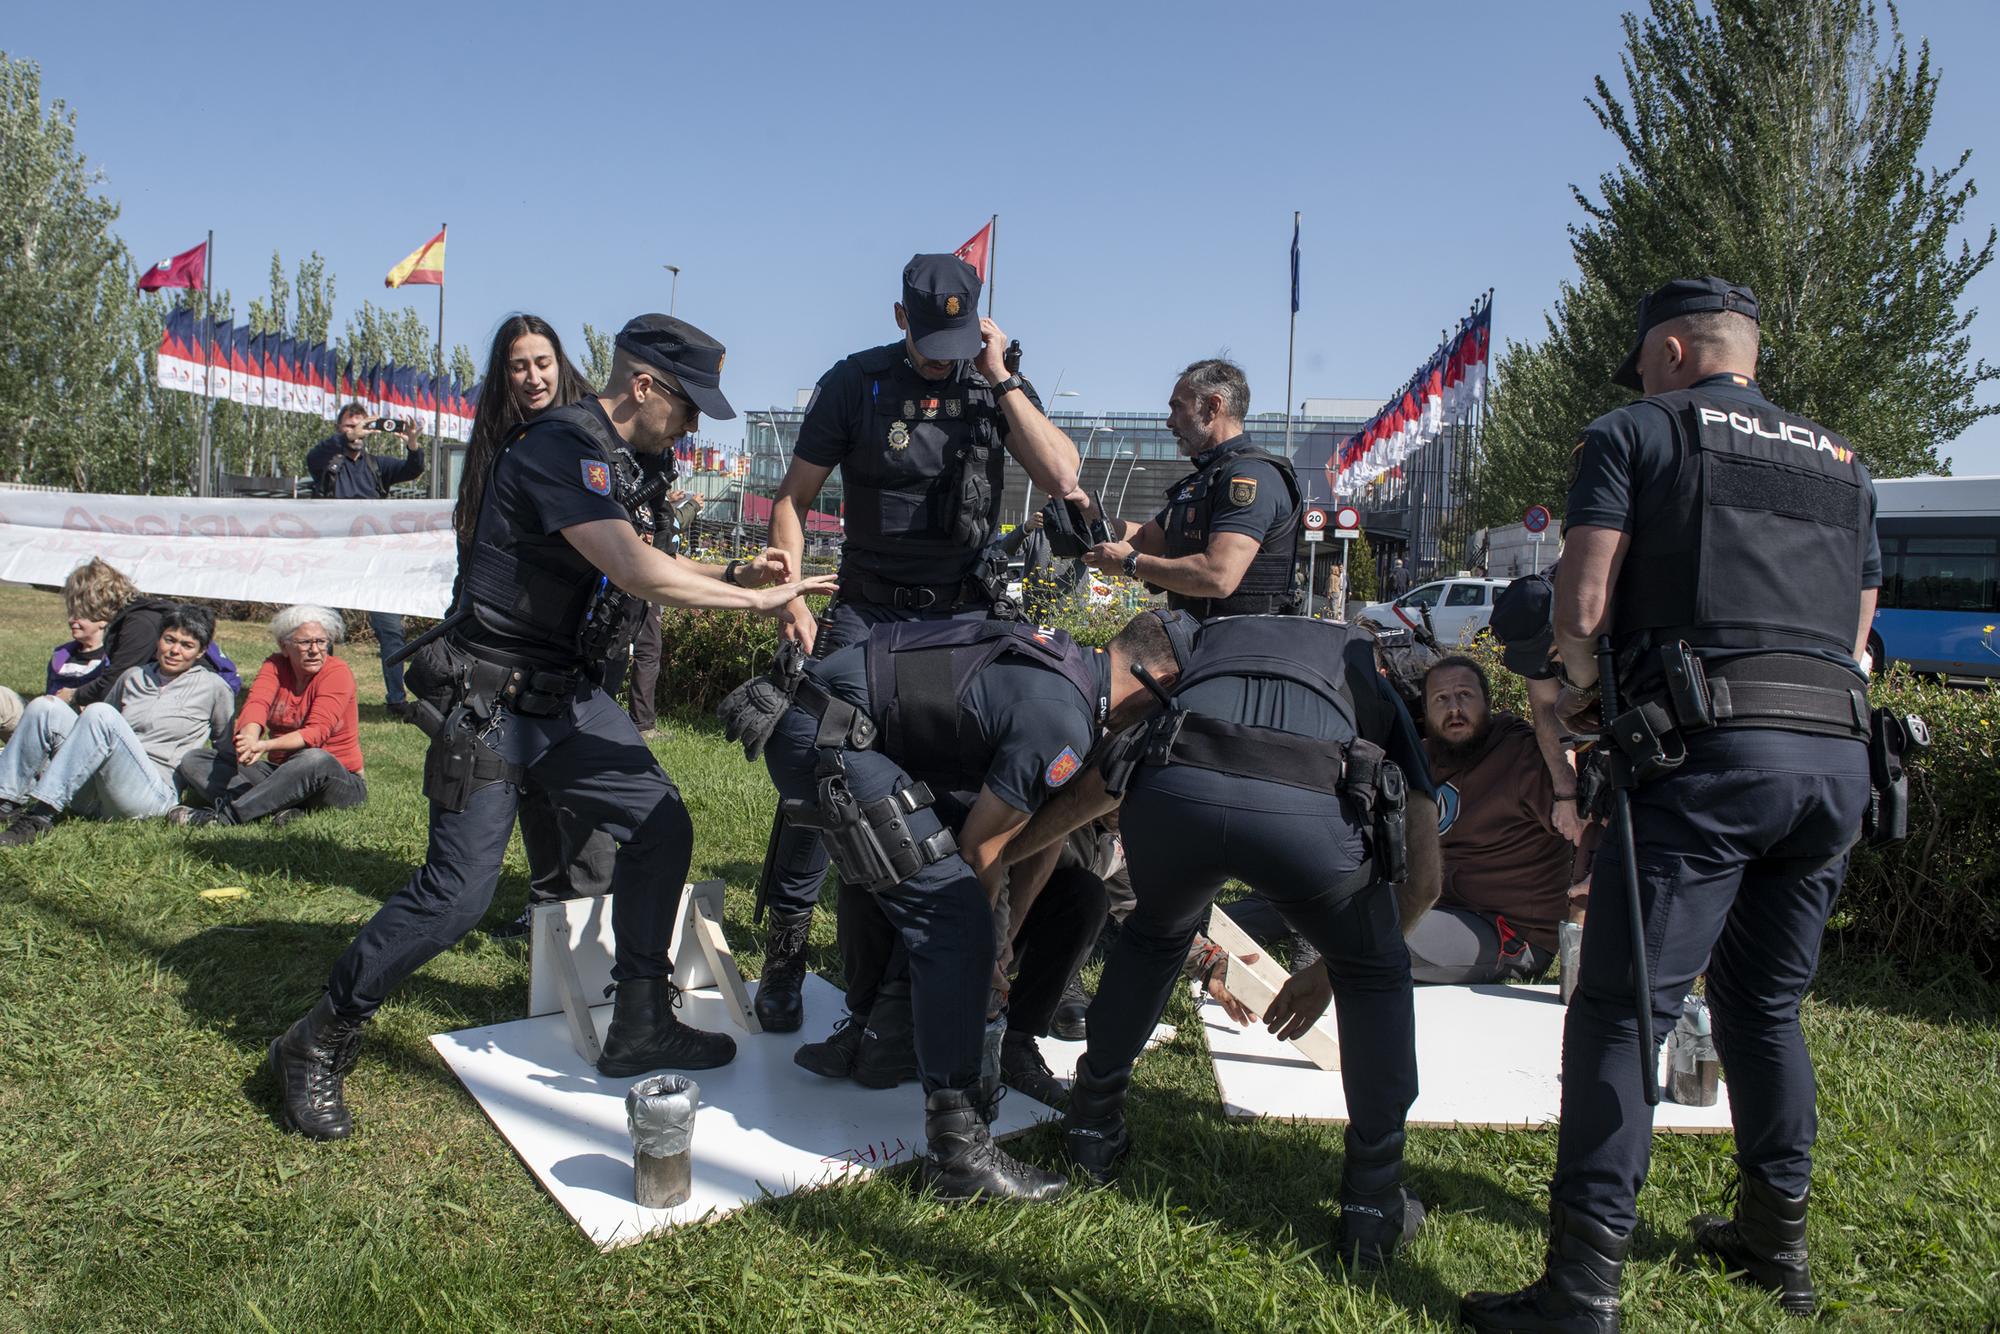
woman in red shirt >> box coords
[170,604,366,827]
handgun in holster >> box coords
[1373,761,1409,884]
[1864,708,1929,846]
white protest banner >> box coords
[0,490,457,618]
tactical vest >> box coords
[840,344,1007,566]
[863,619,1105,788]
[1612,385,1869,666]
[1161,439,1304,617]
[1174,615,1369,742]
[460,404,619,662]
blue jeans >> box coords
[369,611,407,705]
[0,696,178,819]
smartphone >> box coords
[363,417,408,434]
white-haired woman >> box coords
[171,604,365,827]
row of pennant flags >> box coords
[1329,294,1492,498]
[154,308,479,442]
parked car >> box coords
[1356,577,1513,646]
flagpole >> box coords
[433,224,446,498]
[985,214,998,318]
[1284,211,1299,458]
[198,230,214,497]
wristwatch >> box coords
[991,374,1025,398]
[1122,551,1141,579]
[723,558,743,587]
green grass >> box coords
[1,582,1996,1332]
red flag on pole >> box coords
[385,227,447,288]
[137,241,207,292]
[953,221,992,282]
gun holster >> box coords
[422,708,525,814]
[1371,761,1409,884]
[780,751,958,893]
[1864,708,1929,846]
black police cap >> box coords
[901,253,983,362]
[615,314,736,420]
[1612,276,1759,391]
[1488,566,1558,678]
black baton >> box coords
[381,605,470,670]
[1597,634,1660,1107]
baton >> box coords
[381,606,469,670]
[1596,635,1660,1107]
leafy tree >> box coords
[580,322,614,390]
[1480,0,1997,527]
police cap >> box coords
[616,314,736,420]
[901,254,983,361]
[1611,276,1759,391]
[1488,567,1557,678]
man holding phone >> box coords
[305,403,427,717]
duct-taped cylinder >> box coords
[626,1074,700,1208]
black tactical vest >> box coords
[863,619,1105,786]
[461,404,619,662]
[1612,384,1869,666]
[1173,615,1372,742]
[840,343,1007,567]
[1161,439,1304,617]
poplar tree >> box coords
[1480,0,1997,526]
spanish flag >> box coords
[385,226,446,288]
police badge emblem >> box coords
[945,295,962,317]
[581,460,612,495]
[888,421,911,450]
[1044,746,1082,788]
[903,400,917,419]
[945,399,962,418]
[1228,476,1258,506]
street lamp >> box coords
[1114,461,1148,515]
[663,264,681,315]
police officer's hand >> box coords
[1084,539,1133,575]
[1265,962,1334,1041]
[745,546,795,586]
[779,600,818,654]
[716,670,794,762]
[750,573,837,615]
[975,318,1011,385]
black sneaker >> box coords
[794,1015,866,1079]
[1001,1031,1069,1110]
[166,805,219,828]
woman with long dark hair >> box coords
[458,316,615,931]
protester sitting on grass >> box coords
[0,606,236,847]
[46,558,124,702]
[171,604,365,829]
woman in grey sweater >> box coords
[0,605,235,847]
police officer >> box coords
[1081,358,1303,619]
[1002,612,1442,1268]
[724,611,1188,1199]
[1460,279,1879,1330]
[753,254,1084,1033]
[266,315,835,1141]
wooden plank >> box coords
[1209,905,1341,1072]
[689,896,761,1035]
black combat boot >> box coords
[1689,1173,1815,1315]
[1460,1202,1629,1333]
[597,977,736,1077]
[754,908,813,1033]
[851,981,920,1089]
[1001,1030,1069,1110]
[268,994,368,1141]
[1061,1055,1132,1184]
[1335,1127,1426,1269]
[1051,973,1090,1042]
[794,1014,866,1079]
[920,1087,1067,1203]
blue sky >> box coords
[13,0,2000,477]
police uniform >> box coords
[267,316,743,1142]
[754,254,1042,1031]
[1063,614,1435,1267]
[761,618,1114,1199]
[1462,279,1879,1331]
[1155,437,1303,618]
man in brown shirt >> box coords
[1410,656,1574,983]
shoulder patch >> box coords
[804,383,822,415]
[1044,745,1082,788]
[580,458,612,495]
[1228,476,1258,506]
[1567,438,1586,490]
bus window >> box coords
[1882,537,1998,613]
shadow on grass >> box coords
[1812,947,2000,1025]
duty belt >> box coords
[450,640,582,719]
[1156,714,1349,795]
[845,572,989,612]
[1611,646,1869,781]
[793,675,880,750]
[1171,590,1293,619]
